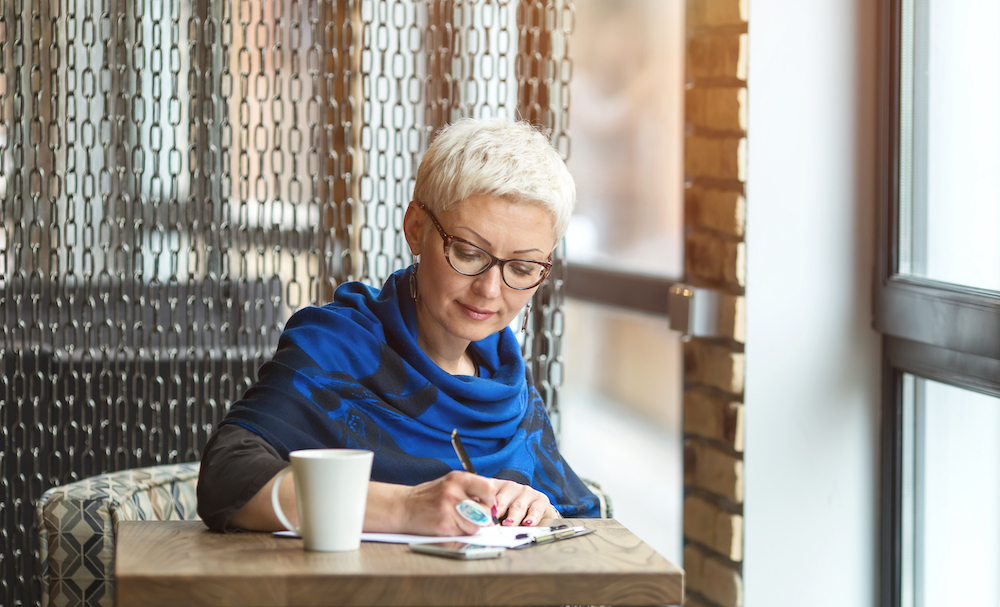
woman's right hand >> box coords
[366,471,497,536]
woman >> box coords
[197,117,600,536]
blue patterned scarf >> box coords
[222,266,600,518]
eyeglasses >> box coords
[416,201,552,290]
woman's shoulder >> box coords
[280,299,383,350]
[285,280,382,323]
[280,273,409,346]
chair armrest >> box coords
[35,462,201,607]
[581,477,614,519]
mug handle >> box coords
[270,467,299,534]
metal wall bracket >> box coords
[563,264,722,338]
[667,283,720,337]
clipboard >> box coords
[508,525,596,549]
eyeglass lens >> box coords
[447,240,547,289]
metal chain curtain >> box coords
[0,0,573,603]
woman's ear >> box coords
[403,201,424,256]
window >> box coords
[877,1,1000,605]
[559,0,685,563]
[899,376,1000,606]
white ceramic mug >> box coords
[270,448,374,552]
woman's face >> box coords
[404,194,556,358]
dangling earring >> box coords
[409,263,419,300]
[521,300,531,333]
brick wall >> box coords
[683,1,747,606]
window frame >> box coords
[876,1,1000,604]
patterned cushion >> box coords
[35,462,201,607]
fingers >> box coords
[402,471,497,536]
[522,501,550,527]
[451,509,486,536]
[451,470,497,505]
[399,473,554,535]
[494,482,519,525]
[447,472,499,533]
[434,472,495,536]
[494,480,552,527]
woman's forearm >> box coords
[229,474,409,533]
[362,481,409,533]
[228,470,526,536]
[228,469,297,531]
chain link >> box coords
[516,0,570,423]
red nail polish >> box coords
[524,519,533,525]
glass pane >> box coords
[559,300,683,563]
[899,0,1000,291]
[564,0,684,277]
[901,374,1000,607]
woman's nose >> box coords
[471,264,504,298]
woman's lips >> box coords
[460,303,496,321]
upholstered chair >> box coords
[35,462,200,607]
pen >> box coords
[451,429,477,474]
[451,429,501,525]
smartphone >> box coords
[408,541,506,560]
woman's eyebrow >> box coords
[454,227,545,255]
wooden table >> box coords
[115,519,683,607]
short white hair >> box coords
[413,117,576,242]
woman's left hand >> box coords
[493,479,558,526]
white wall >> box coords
[744,0,881,605]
